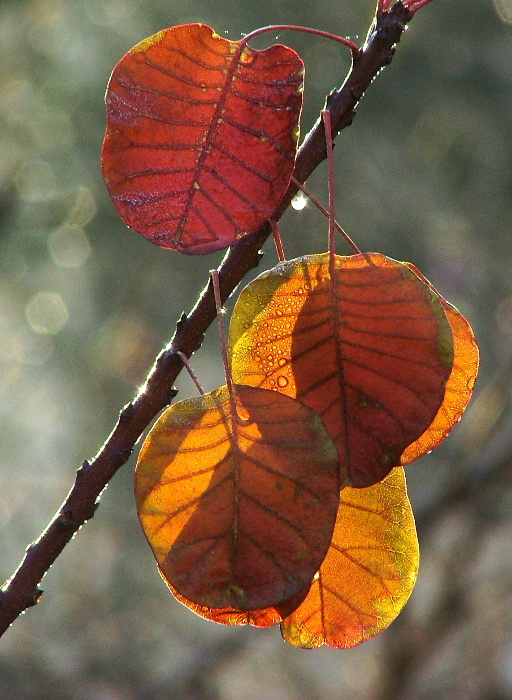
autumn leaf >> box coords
[400,266,479,463]
[281,466,419,648]
[102,23,303,254]
[160,568,309,628]
[135,384,339,610]
[229,252,454,487]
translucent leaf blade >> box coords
[280,467,419,648]
[160,567,308,628]
[102,24,303,254]
[229,252,454,487]
[401,270,479,463]
[135,384,339,610]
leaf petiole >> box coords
[270,220,287,262]
[290,177,361,255]
[378,0,435,17]
[210,270,236,406]
[322,109,337,259]
[240,24,359,57]
[175,351,205,396]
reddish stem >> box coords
[405,0,436,13]
[323,109,337,258]
[210,270,241,455]
[379,0,435,15]
[291,177,361,254]
[270,220,287,261]
[241,24,359,57]
[175,351,204,396]
[210,271,234,399]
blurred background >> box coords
[1,0,511,698]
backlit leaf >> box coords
[135,384,339,610]
[229,252,454,487]
[160,567,308,628]
[102,23,303,254]
[401,299,478,463]
[400,265,479,463]
[281,466,419,648]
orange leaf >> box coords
[135,384,339,610]
[102,24,303,254]
[160,567,308,628]
[229,252,454,487]
[400,266,479,463]
[281,466,419,648]
[401,301,478,463]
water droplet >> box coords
[291,192,308,211]
[277,376,289,388]
[236,404,252,424]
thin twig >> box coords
[175,350,205,396]
[291,177,361,254]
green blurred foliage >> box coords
[1,1,511,699]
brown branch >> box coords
[0,1,412,637]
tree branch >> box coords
[0,1,412,637]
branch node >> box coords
[86,501,100,521]
[77,459,91,477]
[57,509,77,529]
[119,402,135,422]
[383,46,397,65]
[27,587,43,608]
[167,387,179,402]
[350,84,365,101]
[176,312,188,330]
[116,446,133,464]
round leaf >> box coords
[135,384,339,610]
[102,24,303,254]
[281,466,419,648]
[229,252,454,487]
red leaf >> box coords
[229,252,454,487]
[102,24,303,254]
